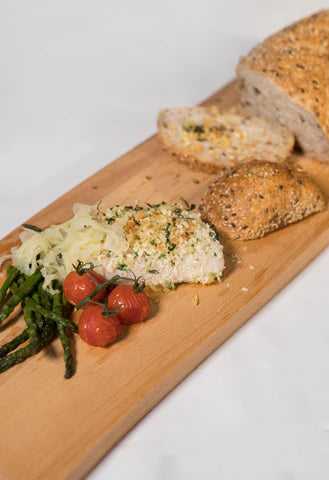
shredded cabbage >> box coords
[11,204,128,293]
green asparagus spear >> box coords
[0,329,29,357]
[0,271,43,325]
[0,325,56,373]
[0,265,20,306]
[0,343,39,372]
[61,290,73,319]
[34,286,58,341]
[53,292,74,379]
[24,297,78,333]
[31,292,46,330]
[37,282,52,310]
[23,303,41,354]
[10,281,19,294]
[10,276,25,294]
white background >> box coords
[1,1,329,479]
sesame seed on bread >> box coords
[157,107,294,173]
[236,9,329,159]
[199,160,326,241]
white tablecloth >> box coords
[1,1,328,478]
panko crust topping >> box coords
[97,202,225,287]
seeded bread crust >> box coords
[237,9,329,159]
[199,160,326,240]
[157,107,294,173]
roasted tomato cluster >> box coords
[63,266,150,347]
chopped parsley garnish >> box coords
[117,263,128,271]
[106,217,115,224]
[181,198,196,211]
[158,253,166,259]
[147,269,160,274]
[146,201,167,209]
[183,122,205,134]
[209,231,220,241]
[164,223,176,252]
[147,202,161,208]
[150,239,157,246]
[22,223,43,233]
[173,207,195,221]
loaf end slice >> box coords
[199,160,326,240]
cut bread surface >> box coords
[237,9,329,160]
[157,106,294,173]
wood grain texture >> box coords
[0,81,328,480]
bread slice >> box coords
[236,10,329,160]
[199,160,326,240]
[157,107,294,173]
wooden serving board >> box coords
[0,81,328,480]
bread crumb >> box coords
[249,265,255,269]
[192,294,200,306]
[241,287,249,292]
[141,175,152,184]
[226,283,230,287]
[230,253,242,264]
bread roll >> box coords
[200,160,326,240]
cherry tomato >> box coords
[63,270,107,307]
[78,305,121,347]
[107,285,150,324]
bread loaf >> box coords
[236,10,329,160]
[199,160,326,240]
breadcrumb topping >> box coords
[96,202,225,288]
